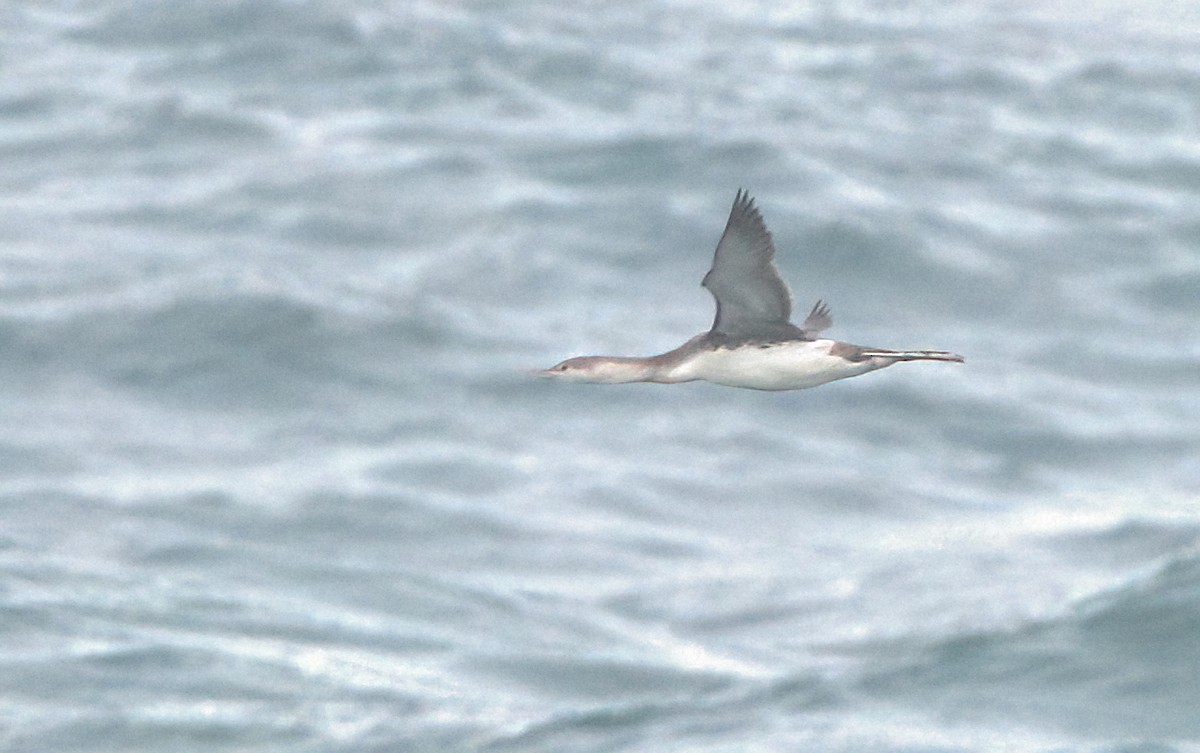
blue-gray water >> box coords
[3,2,1199,751]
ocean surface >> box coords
[3,1,1199,751]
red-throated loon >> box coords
[534,190,963,391]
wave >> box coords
[0,292,426,412]
[861,545,1200,740]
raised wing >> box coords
[800,299,832,336]
[701,190,797,339]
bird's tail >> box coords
[859,349,964,363]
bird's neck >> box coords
[581,356,664,384]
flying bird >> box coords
[535,190,962,391]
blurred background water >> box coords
[2,1,1199,751]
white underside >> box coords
[668,339,882,391]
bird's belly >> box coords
[682,340,877,391]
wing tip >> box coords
[801,299,833,334]
[728,188,766,233]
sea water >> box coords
[2,1,1199,751]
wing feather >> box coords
[701,190,798,339]
[800,299,832,336]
